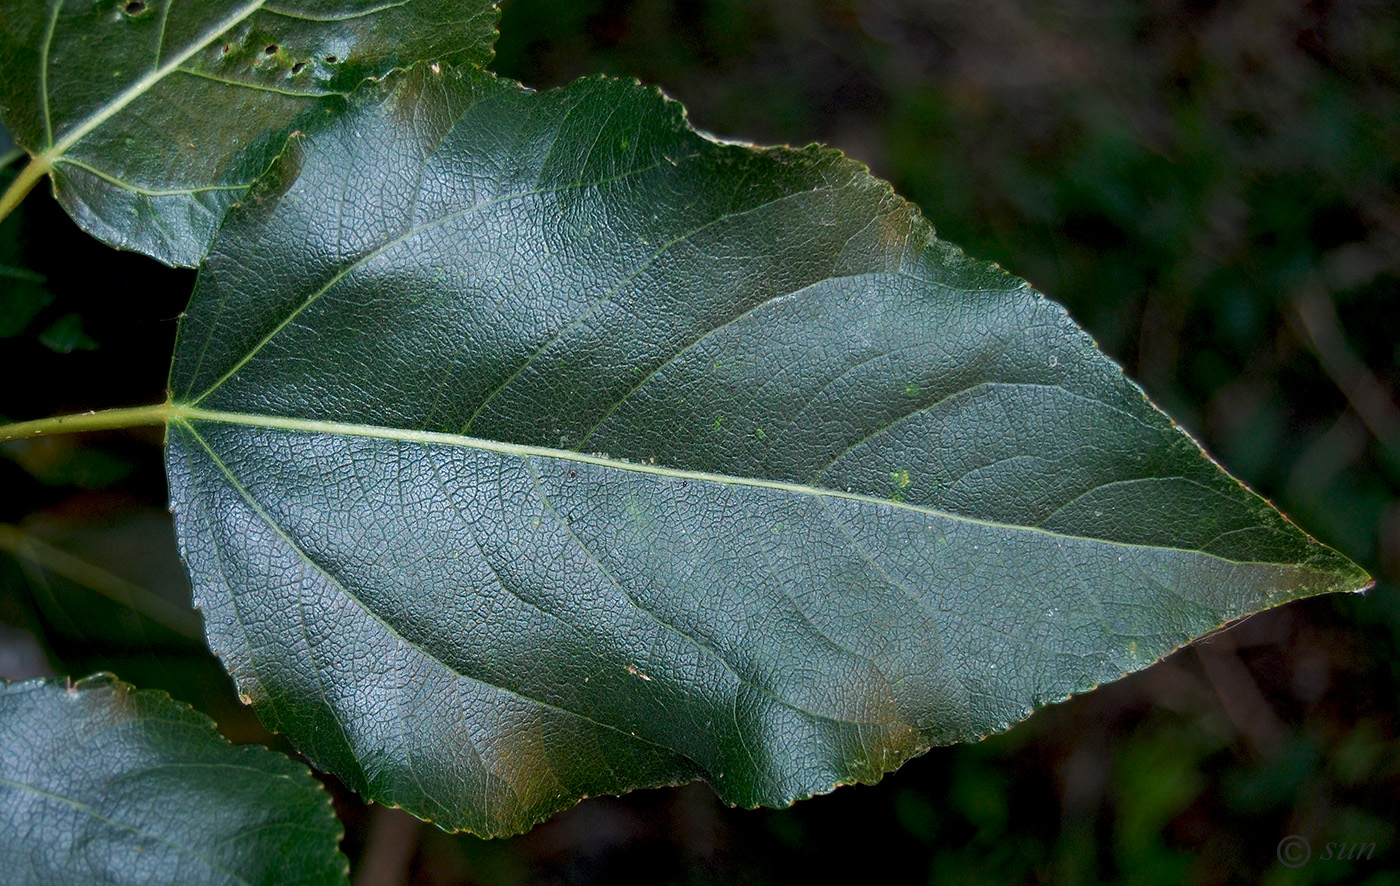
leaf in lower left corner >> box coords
[0,674,348,886]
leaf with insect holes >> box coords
[0,674,347,885]
[0,0,499,266]
[163,63,1369,836]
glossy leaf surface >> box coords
[0,0,498,265]
[0,674,347,885]
[165,65,1368,835]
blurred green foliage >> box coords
[2,1,1398,883]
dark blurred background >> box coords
[2,0,1398,883]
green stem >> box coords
[0,402,174,443]
[0,155,51,225]
[0,524,203,641]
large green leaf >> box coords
[0,674,347,885]
[0,0,499,266]
[164,65,1368,836]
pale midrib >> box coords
[41,0,269,160]
[167,404,1333,569]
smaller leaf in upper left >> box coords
[0,0,501,266]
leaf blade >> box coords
[166,66,1368,836]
